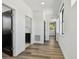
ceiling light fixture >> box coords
[41,2,45,5]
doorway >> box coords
[49,22,56,40]
[25,16,32,47]
[2,4,13,56]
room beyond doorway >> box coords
[2,4,13,56]
[49,22,56,39]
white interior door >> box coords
[25,16,32,33]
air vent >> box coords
[35,35,40,41]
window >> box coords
[59,3,64,35]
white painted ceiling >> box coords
[23,0,62,17]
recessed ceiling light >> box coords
[41,2,45,5]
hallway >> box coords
[3,37,64,59]
[2,0,77,59]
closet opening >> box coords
[25,16,32,47]
[2,4,13,56]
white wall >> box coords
[56,18,60,41]
[43,9,54,41]
[57,0,77,59]
[2,4,11,12]
[2,0,33,56]
[32,11,44,44]
[56,18,60,33]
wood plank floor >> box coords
[2,37,64,59]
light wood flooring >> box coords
[2,37,64,59]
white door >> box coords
[25,16,32,33]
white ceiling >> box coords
[23,0,62,17]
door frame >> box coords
[25,16,32,44]
[2,4,16,56]
[44,21,46,42]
